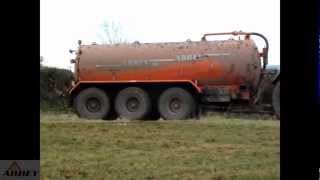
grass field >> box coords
[40,112,279,180]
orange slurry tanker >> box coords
[68,31,280,120]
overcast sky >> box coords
[40,0,280,70]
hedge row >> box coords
[40,66,73,112]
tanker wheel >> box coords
[74,88,110,119]
[272,81,280,120]
[158,87,196,120]
[115,87,151,120]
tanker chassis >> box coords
[68,31,280,120]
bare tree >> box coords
[97,20,127,44]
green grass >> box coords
[41,113,279,180]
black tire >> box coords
[74,88,110,119]
[158,87,196,120]
[272,81,280,120]
[115,87,151,120]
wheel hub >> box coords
[86,98,101,112]
[126,97,140,112]
[169,98,182,113]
